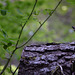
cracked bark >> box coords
[18,42,75,75]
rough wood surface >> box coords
[18,42,75,75]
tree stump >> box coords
[18,42,75,75]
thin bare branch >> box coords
[10,64,14,74]
[15,0,37,48]
[13,64,19,75]
[0,0,62,75]
[9,0,63,74]
[17,0,63,49]
[0,0,37,75]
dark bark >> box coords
[18,42,75,75]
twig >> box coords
[0,48,16,75]
[10,63,19,75]
[10,64,14,74]
[0,0,62,74]
[13,0,63,74]
[15,0,37,48]
[13,64,19,75]
[17,0,63,49]
[0,0,37,75]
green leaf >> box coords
[3,44,8,49]
[1,38,13,49]
[0,28,7,38]
[43,9,53,15]
[0,46,6,59]
[2,30,7,37]
[3,42,12,50]
[1,10,7,16]
[7,42,12,47]
[33,10,40,15]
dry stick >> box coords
[17,0,63,49]
[13,0,63,74]
[0,0,37,75]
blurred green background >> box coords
[0,0,75,74]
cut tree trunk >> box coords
[18,42,75,75]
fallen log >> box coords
[18,42,75,75]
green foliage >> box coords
[0,0,74,57]
[33,10,40,15]
[67,0,75,4]
[0,0,75,74]
[0,65,18,75]
[0,9,7,16]
[43,9,53,15]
